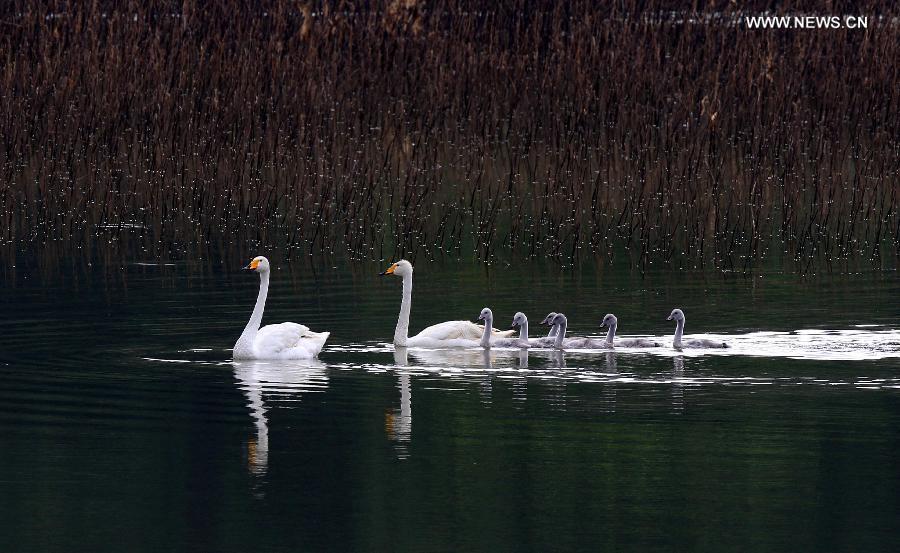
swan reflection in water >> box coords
[403,347,524,369]
[602,351,618,414]
[548,350,566,369]
[512,350,529,405]
[386,348,413,459]
[672,355,685,414]
[233,359,328,475]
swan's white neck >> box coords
[480,313,492,348]
[554,319,567,348]
[673,318,685,348]
[518,319,529,342]
[547,323,558,338]
[235,271,269,358]
[605,320,616,345]
[394,272,413,347]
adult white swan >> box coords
[380,260,514,347]
[667,308,728,349]
[233,256,330,360]
[600,314,661,347]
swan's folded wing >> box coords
[414,321,516,340]
[412,320,516,341]
[529,336,557,347]
[618,337,661,347]
[256,322,312,354]
[562,337,610,349]
[293,331,330,357]
[490,337,527,348]
[684,338,729,349]
[413,320,483,341]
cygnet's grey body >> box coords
[667,308,728,349]
[600,314,661,347]
[550,313,611,349]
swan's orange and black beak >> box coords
[379,263,397,276]
[242,259,260,271]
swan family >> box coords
[232,256,727,359]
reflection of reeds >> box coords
[1,2,897,272]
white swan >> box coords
[381,260,514,347]
[550,313,611,349]
[478,308,526,348]
[512,312,557,347]
[233,256,330,360]
[667,308,728,349]
[600,314,661,347]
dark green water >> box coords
[1,260,899,552]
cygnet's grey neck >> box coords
[605,320,617,345]
[554,318,568,348]
[480,312,493,348]
[673,317,685,347]
[518,318,529,342]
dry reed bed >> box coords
[0,1,897,271]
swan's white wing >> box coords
[254,323,329,358]
[412,320,515,341]
[284,331,330,358]
[413,320,481,340]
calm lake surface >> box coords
[2,260,899,552]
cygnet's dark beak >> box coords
[599,321,607,328]
[666,315,673,321]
